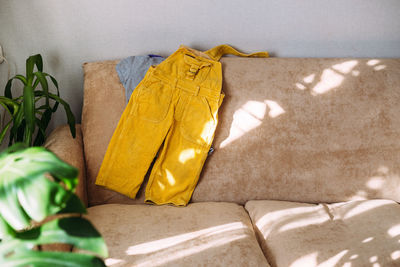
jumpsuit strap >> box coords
[204,44,269,61]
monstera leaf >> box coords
[0,144,79,231]
[0,217,107,266]
[0,144,107,266]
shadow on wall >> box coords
[194,57,400,204]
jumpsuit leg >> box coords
[145,90,221,206]
[96,72,175,198]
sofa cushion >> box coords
[87,202,270,267]
[245,199,400,267]
[82,61,145,206]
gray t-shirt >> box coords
[116,55,165,104]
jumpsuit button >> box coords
[189,66,198,73]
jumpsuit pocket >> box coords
[135,76,173,123]
[181,95,218,147]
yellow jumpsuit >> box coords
[96,45,269,206]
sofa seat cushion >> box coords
[87,202,270,267]
[245,199,400,267]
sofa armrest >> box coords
[44,124,88,207]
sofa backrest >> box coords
[82,58,400,206]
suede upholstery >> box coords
[86,202,269,267]
[82,58,400,206]
[43,124,86,252]
[245,199,400,267]
[82,61,144,206]
[44,56,400,266]
[45,124,87,206]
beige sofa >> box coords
[44,57,400,267]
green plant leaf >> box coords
[58,194,86,214]
[0,183,30,231]
[35,55,43,72]
[48,93,76,138]
[44,73,60,112]
[0,143,106,267]
[33,110,52,147]
[33,118,45,147]
[9,106,24,145]
[40,108,52,131]
[36,104,50,110]
[5,75,27,99]
[0,145,78,231]
[34,72,49,106]
[15,120,26,144]
[52,101,59,112]
[0,250,106,267]
[0,215,15,240]
[16,217,107,257]
[49,74,58,90]
[3,54,75,148]
[14,75,28,85]
[44,73,59,92]
[4,79,13,99]
[0,97,17,116]
[22,85,35,145]
[0,120,12,145]
[26,55,42,84]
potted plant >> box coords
[0,54,75,147]
[0,143,107,266]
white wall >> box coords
[0,0,399,131]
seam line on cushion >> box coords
[322,203,334,220]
